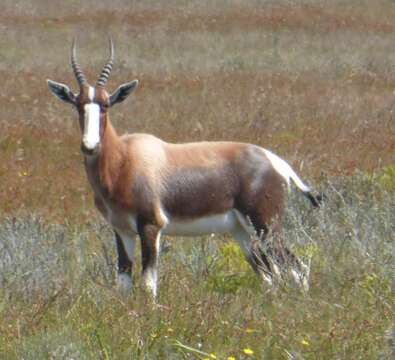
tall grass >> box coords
[0,175,393,358]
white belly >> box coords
[162,210,238,236]
[104,203,239,237]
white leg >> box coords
[290,259,310,291]
[142,267,158,299]
[141,230,162,299]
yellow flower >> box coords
[243,348,254,355]
[202,355,216,360]
[227,357,236,360]
[301,339,310,346]
[245,328,256,334]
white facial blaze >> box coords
[82,103,101,150]
[88,86,95,102]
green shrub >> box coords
[206,243,259,294]
[378,165,395,191]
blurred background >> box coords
[1,0,394,222]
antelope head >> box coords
[47,39,138,156]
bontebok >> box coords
[47,40,320,298]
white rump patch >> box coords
[82,103,100,150]
[262,148,311,193]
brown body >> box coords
[47,40,320,298]
[88,124,285,232]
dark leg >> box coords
[235,212,292,287]
[267,243,301,270]
[115,230,135,295]
[232,213,275,286]
[137,221,162,299]
[258,225,310,290]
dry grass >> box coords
[1,66,394,221]
[0,175,393,359]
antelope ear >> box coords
[47,79,76,105]
[109,80,138,106]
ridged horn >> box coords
[71,38,87,86]
[96,38,114,87]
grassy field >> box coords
[0,0,394,358]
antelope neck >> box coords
[85,116,124,195]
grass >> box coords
[1,0,394,358]
[0,175,393,359]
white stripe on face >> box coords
[82,103,101,150]
[88,86,95,102]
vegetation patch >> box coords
[0,176,393,358]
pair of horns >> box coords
[71,38,114,87]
